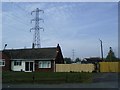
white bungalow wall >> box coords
[11,61,25,71]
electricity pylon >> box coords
[30,8,44,48]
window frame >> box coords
[14,61,22,66]
[0,59,5,66]
[39,61,51,68]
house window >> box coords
[0,60,5,66]
[14,61,22,66]
[39,61,51,68]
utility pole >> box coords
[99,39,104,61]
[30,8,44,48]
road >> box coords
[2,73,119,88]
[2,82,118,88]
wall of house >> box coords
[55,44,64,64]
[0,53,11,71]
[11,61,35,72]
[56,64,95,72]
[11,61,25,71]
[35,60,55,72]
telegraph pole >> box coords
[30,8,44,48]
[99,39,104,61]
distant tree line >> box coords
[64,47,120,64]
[64,57,81,64]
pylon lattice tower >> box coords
[30,8,44,48]
[72,49,75,61]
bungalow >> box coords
[0,44,64,72]
[81,57,102,64]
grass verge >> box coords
[2,71,93,84]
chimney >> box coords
[57,44,59,47]
[57,44,60,52]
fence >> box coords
[99,62,120,72]
[56,64,95,72]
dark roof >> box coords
[2,47,57,60]
[81,57,102,64]
[85,57,102,62]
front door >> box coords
[25,62,34,72]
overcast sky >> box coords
[1,2,118,59]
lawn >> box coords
[2,71,93,84]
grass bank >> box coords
[2,71,93,84]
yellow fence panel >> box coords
[99,62,120,72]
[56,64,95,72]
[56,64,70,72]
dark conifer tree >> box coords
[106,47,117,61]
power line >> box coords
[11,2,31,17]
[3,3,31,27]
[3,13,30,28]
